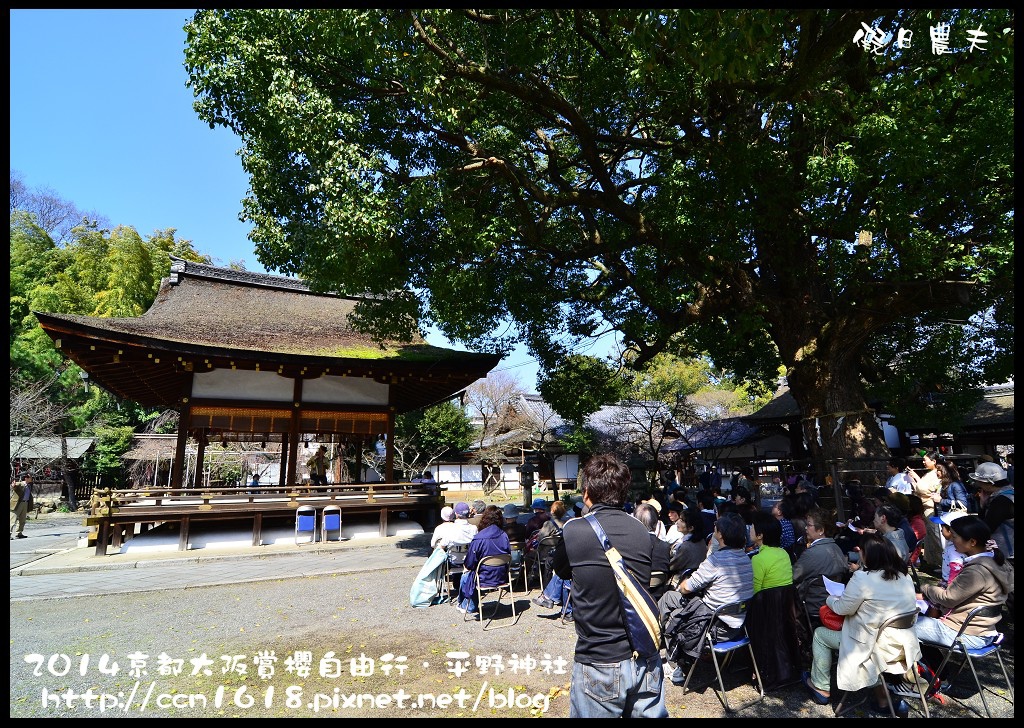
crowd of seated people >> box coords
[414,468,1011,714]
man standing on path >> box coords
[552,453,667,718]
[11,472,33,539]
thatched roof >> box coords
[35,258,501,412]
[962,384,1014,430]
[742,385,800,424]
[41,259,432,357]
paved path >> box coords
[10,511,429,602]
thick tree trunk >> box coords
[786,358,891,481]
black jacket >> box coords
[553,504,654,664]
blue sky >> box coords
[10,9,624,391]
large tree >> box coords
[10,197,212,487]
[184,9,1014,469]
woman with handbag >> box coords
[802,533,920,717]
[936,461,970,517]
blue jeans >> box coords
[543,575,572,614]
[457,571,478,613]
[914,615,997,650]
[569,655,668,718]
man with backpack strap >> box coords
[552,454,667,718]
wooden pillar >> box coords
[279,432,289,488]
[385,410,395,482]
[355,437,364,484]
[194,432,207,488]
[287,377,303,485]
[172,405,190,489]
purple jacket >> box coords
[460,525,511,598]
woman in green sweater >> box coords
[752,511,794,592]
[748,510,802,689]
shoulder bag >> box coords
[583,514,663,658]
[819,603,845,631]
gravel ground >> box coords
[10,513,1014,719]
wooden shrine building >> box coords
[34,258,501,552]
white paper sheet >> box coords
[822,575,846,597]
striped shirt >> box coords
[686,546,754,628]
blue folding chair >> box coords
[679,600,765,713]
[921,604,1013,718]
[295,505,317,545]
[321,505,342,542]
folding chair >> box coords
[295,505,317,545]
[679,600,765,713]
[800,595,820,650]
[649,570,668,600]
[441,543,469,603]
[508,541,529,594]
[650,570,668,590]
[531,534,561,592]
[556,587,573,627]
[465,554,518,630]
[321,505,342,542]
[835,610,930,718]
[920,604,1013,718]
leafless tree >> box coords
[360,433,429,483]
[511,395,564,491]
[464,371,525,492]
[10,368,71,441]
[10,168,27,213]
[9,367,74,482]
[595,400,676,470]
[9,169,109,244]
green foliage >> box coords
[417,400,474,456]
[10,189,214,453]
[558,425,596,457]
[390,399,474,476]
[538,355,624,426]
[622,352,772,421]
[85,425,135,481]
[185,10,1014,460]
[864,311,989,433]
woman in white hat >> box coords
[972,461,1013,560]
